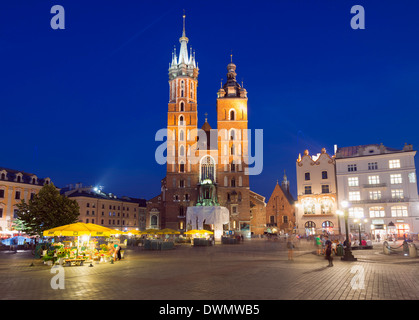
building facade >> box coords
[63,184,146,232]
[147,15,257,236]
[295,148,339,236]
[0,167,52,235]
[335,143,419,240]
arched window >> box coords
[230,129,235,140]
[179,115,184,126]
[179,145,185,157]
[180,102,185,112]
[151,215,158,227]
[231,178,236,187]
[179,161,185,173]
[230,109,235,120]
[322,221,334,228]
[190,82,194,99]
[181,80,185,97]
[200,156,215,182]
[179,130,184,141]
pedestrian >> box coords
[315,235,322,255]
[287,237,295,261]
[113,244,122,261]
[324,236,333,267]
[377,233,381,243]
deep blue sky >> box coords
[1,0,418,201]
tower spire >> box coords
[182,10,186,38]
[178,11,190,64]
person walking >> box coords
[325,236,333,267]
[287,236,295,261]
[315,235,322,255]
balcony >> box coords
[362,183,387,188]
[350,197,411,204]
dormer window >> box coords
[16,173,23,183]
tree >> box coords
[14,183,80,236]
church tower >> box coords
[165,14,199,229]
[216,57,251,231]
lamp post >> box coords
[354,218,368,246]
[339,201,357,261]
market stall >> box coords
[42,223,123,266]
[185,229,214,246]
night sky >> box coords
[1,0,418,201]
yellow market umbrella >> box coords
[185,229,213,235]
[141,229,160,235]
[157,228,180,235]
[43,222,119,237]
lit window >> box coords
[391,206,408,217]
[368,176,380,185]
[304,186,312,195]
[409,172,416,183]
[390,174,402,184]
[391,189,404,199]
[321,185,330,194]
[348,177,359,187]
[348,207,364,218]
[369,207,385,218]
[369,190,381,200]
[349,191,361,201]
[389,159,401,169]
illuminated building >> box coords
[295,148,339,236]
[62,183,146,232]
[146,14,261,237]
[265,172,295,235]
[335,143,419,240]
[0,167,52,235]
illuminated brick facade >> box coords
[147,16,260,236]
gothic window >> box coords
[200,156,215,182]
[179,115,184,126]
[181,81,185,97]
[179,145,185,157]
[180,102,185,112]
[230,109,235,120]
[179,130,184,141]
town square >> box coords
[1,0,419,309]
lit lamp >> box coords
[339,200,357,261]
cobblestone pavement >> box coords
[1,239,419,301]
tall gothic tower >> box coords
[164,14,199,229]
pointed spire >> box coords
[182,10,186,38]
[178,12,190,65]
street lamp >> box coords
[354,218,368,246]
[338,200,357,261]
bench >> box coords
[65,259,85,266]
